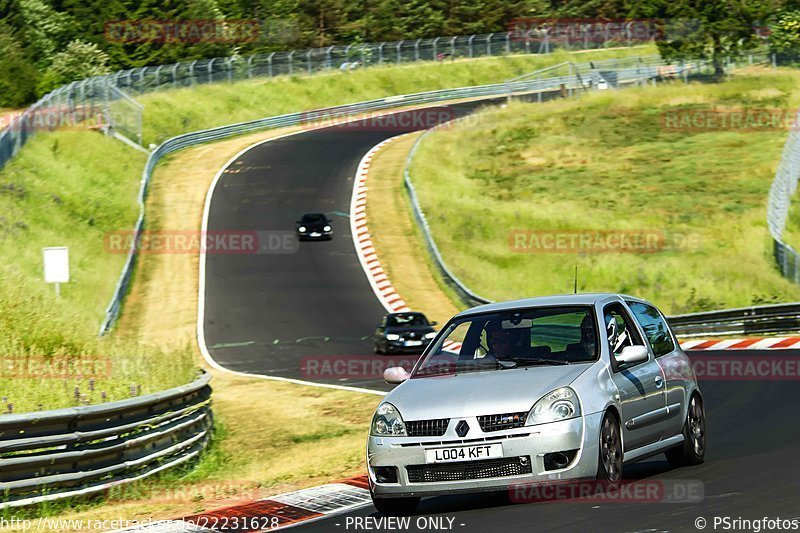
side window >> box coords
[627,301,675,358]
[603,303,646,371]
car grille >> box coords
[477,412,528,432]
[406,456,532,483]
[406,419,449,437]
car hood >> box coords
[386,363,593,420]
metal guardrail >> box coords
[668,303,800,337]
[767,109,800,281]
[99,55,679,335]
[0,372,212,509]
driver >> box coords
[485,322,519,359]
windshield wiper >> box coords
[509,357,570,366]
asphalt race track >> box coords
[202,101,800,530]
[294,349,800,532]
[202,99,500,391]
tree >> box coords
[769,9,800,53]
[649,0,775,76]
[0,22,38,106]
[37,40,111,95]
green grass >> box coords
[0,131,195,412]
[139,46,655,145]
[410,68,800,314]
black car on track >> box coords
[373,312,437,354]
[296,213,332,240]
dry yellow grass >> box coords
[365,134,463,326]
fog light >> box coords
[543,449,579,471]
[374,466,398,483]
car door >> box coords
[604,302,668,451]
[626,300,690,439]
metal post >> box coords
[288,51,294,75]
[155,65,162,87]
[171,64,179,87]
[307,50,313,74]
[415,39,421,61]
[188,60,197,86]
[208,58,215,83]
[505,31,511,54]
[450,36,457,57]
[268,52,275,77]
[397,40,403,63]
[326,46,334,69]
[468,35,475,58]
[378,43,385,64]
[486,33,493,56]
[432,37,439,60]
[226,58,233,82]
[247,55,254,79]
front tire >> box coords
[665,393,705,467]
[597,412,623,483]
[371,493,420,516]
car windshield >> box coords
[302,214,326,223]
[413,306,598,377]
[387,313,429,327]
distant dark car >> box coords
[296,213,332,240]
[374,312,437,355]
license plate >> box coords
[404,340,423,346]
[425,443,503,464]
[310,232,321,237]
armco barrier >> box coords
[99,55,689,335]
[0,371,212,509]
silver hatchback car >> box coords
[367,294,706,515]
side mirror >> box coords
[430,321,438,326]
[383,366,410,384]
[616,345,648,365]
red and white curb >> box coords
[117,476,371,532]
[679,336,800,351]
[350,134,413,314]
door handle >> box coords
[654,376,664,388]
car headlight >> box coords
[424,332,436,339]
[323,225,332,231]
[527,387,581,425]
[298,226,306,232]
[386,334,400,341]
[371,403,406,436]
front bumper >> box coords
[383,340,431,353]
[367,412,602,498]
[298,230,332,240]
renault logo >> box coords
[455,420,469,437]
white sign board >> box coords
[43,247,70,284]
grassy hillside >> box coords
[0,131,195,412]
[139,46,654,144]
[410,68,800,314]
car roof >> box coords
[386,311,426,317]
[301,212,326,218]
[454,293,649,318]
